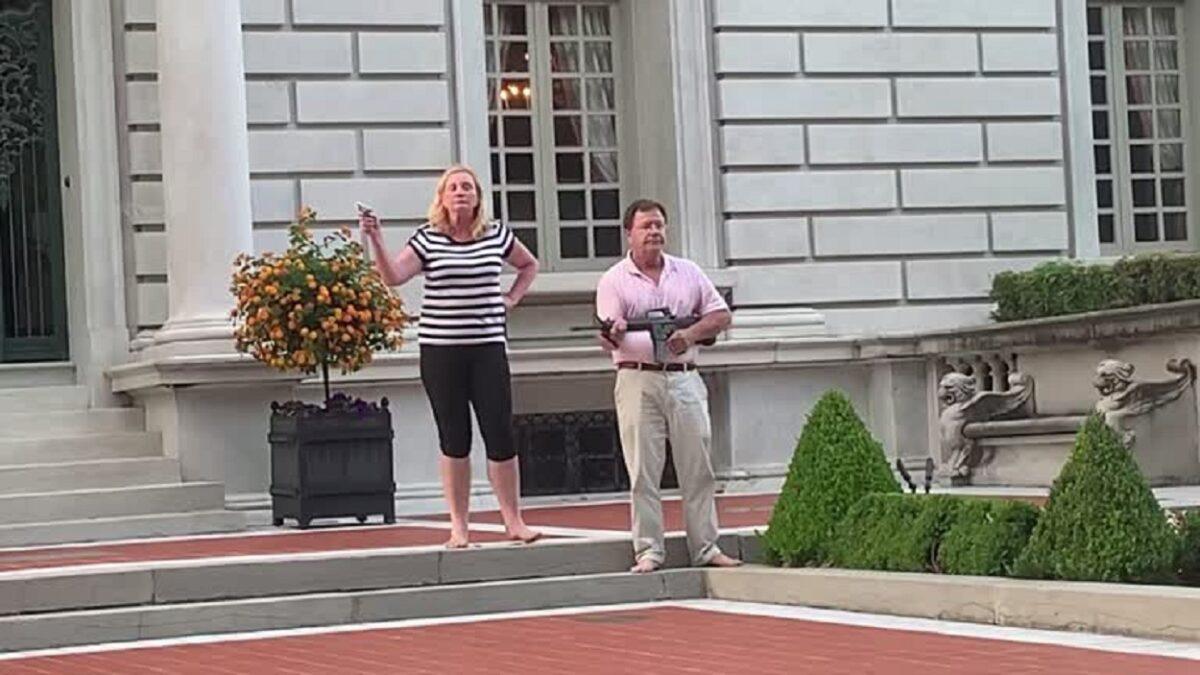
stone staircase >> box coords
[0,369,244,548]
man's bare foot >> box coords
[506,524,543,544]
[704,552,742,568]
[445,530,469,549]
[629,558,661,574]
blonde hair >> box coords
[426,165,489,239]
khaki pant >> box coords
[614,369,721,566]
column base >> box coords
[137,315,239,359]
[726,307,827,340]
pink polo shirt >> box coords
[595,253,729,365]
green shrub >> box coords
[1177,510,1200,585]
[938,500,1041,576]
[829,494,962,572]
[990,252,1200,322]
[990,260,1133,322]
[761,391,899,566]
[1014,415,1178,583]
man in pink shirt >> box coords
[595,199,742,573]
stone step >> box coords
[0,509,245,550]
[0,409,145,439]
[0,385,89,413]
[0,363,75,389]
[0,568,705,653]
[0,458,182,494]
[0,483,226,525]
[0,432,162,465]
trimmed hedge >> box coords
[1014,415,1178,583]
[1177,510,1200,585]
[938,499,1041,577]
[990,253,1200,322]
[761,391,899,567]
[828,494,1040,576]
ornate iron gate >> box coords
[515,410,678,497]
[0,0,68,362]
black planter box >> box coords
[268,394,396,528]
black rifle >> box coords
[594,308,716,363]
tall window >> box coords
[1089,2,1192,253]
[484,1,625,271]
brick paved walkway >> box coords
[3,606,1194,674]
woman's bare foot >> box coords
[704,552,742,568]
[506,524,543,544]
[445,529,469,549]
[629,558,661,574]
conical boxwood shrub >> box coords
[762,390,899,566]
[1014,414,1177,583]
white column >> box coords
[151,0,253,355]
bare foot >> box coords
[629,558,661,574]
[445,530,469,549]
[704,552,742,568]
[506,525,543,544]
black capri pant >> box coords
[419,343,516,461]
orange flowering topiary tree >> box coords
[230,206,407,404]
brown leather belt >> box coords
[617,361,696,372]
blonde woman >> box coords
[358,165,541,548]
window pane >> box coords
[1097,179,1113,208]
[1154,41,1178,70]
[1088,6,1103,35]
[486,42,497,72]
[487,78,497,110]
[500,42,529,72]
[1091,76,1107,105]
[585,43,613,73]
[582,6,611,36]
[1127,75,1152,103]
[1129,144,1154,172]
[1128,110,1153,138]
[1153,7,1177,36]
[1162,178,1186,206]
[1158,109,1182,139]
[1099,214,1115,243]
[1133,179,1157,206]
[514,227,538,256]
[1164,213,1188,241]
[1092,110,1109,140]
[1125,41,1150,70]
[1134,213,1159,241]
[587,79,615,110]
[1124,7,1149,36]
[558,191,586,220]
[507,191,536,221]
[560,227,589,258]
[492,191,502,219]
[1089,41,1106,70]
[1095,145,1112,174]
[1156,75,1180,104]
[549,5,578,35]
[554,116,582,146]
[505,154,534,184]
[1161,143,1184,171]
[590,152,619,182]
[485,4,494,36]
[500,79,531,109]
[593,189,619,219]
[552,78,581,110]
[490,153,501,184]
[489,117,498,146]
[498,4,527,35]
[556,153,584,183]
[550,42,579,72]
[503,116,532,147]
[594,226,622,257]
[588,115,617,147]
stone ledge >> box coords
[704,566,1200,642]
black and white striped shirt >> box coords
[408,221,514,346]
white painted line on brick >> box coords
[676,599,1200,661]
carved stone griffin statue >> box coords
[1094,358,1197,445]
[937,371,1034,483]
